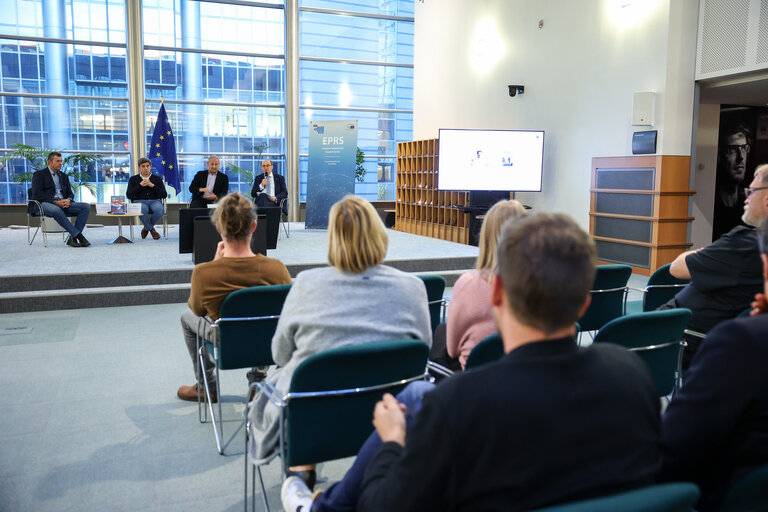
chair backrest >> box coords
[578,264,632,331]
[721,463,768,512]
[215,283,292,370]
[283,339,429,466]
[465,332,503,370]
[528,482,700,512]
[643,263,690,311]
[594,309,692,349]
[418,274,446,333]
[629,342,683,397]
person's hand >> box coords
[261,177,268,188]
[200,187,211,194]
[372,393,407,446]
[204,193,216,200]
[213,241,226,260]
[140,178,152,187]
[55,199,71,208]
[750,293,768,316]
[269,195,277,202]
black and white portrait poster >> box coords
[713,106,768,240]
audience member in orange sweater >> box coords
[176,192,291,403]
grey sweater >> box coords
[248,264,432,462]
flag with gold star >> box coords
[148,104,180,194]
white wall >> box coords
[414,0,699,229]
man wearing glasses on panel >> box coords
[252,159,288,249]
[713,125,752,240]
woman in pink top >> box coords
[445,200,527,369]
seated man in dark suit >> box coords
[660,217,768,512]
[665,163,768,366]
[29,151,91,247]
[251,159,288,214]
[281,213,661,512]
[188,156,228,208]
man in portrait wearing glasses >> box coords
[667,164,768,366]
[713,125,752,240]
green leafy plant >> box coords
[1,143,104,197]
[356,147,366,183]
[226,142,269,198]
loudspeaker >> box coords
[632,92,655,126]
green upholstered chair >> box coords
[245,338,430,511]
[625,263,690,315]
[197,283,292,454]
[721,463,768,512]
[528,482,700,512]
[465,332,503,370]
[594,309,691,396]
[418,274,447,333]
[578,264,632,335]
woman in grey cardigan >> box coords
[247,195,432,484]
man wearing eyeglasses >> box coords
[252,159,288,249]
[667,164,768,366]
[713,125,752,240]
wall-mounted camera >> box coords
[508,85,525,97]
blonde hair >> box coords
[211,192,256,241]
[328,195,388,273]
[476,199,527,273]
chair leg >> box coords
[257,466,270,512]
[199,345,224,454]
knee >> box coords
[396,380,435,403]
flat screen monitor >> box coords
[437,128,544,192]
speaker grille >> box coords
[699,0,749,74]
[758,0,768,64]
[594,217,653,243]
[596,240,651,268]
[595,168,655,190]
[595,193,654,217]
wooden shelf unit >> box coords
[590,156,694,276]
[395,138,470,244]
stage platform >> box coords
[0,222,479,313]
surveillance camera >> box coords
[508,85,524,97]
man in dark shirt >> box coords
[188,156,228,208]
[668,163,768,365]
[281,213,661,512]
[29,151,91,247]
[661,217,768,512]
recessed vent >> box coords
[699,0,749,74]
[758,0,768,64]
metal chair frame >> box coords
[278,198,289,239]
[196,311,281,455]
[579,285,629,344]
[27,197,75,247]
[244,343,430,512]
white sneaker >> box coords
[281,475,314,512]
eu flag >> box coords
[149,104,181,194]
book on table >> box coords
[110,195,127,214]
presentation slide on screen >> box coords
[438,129,544,191]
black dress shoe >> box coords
[66,235,80,247]
[76,233,91,247]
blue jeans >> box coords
[134,199,164,231]
[39,201,89,237]
[311,380,436,512]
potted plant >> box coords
[227,142,269,198]
[2,143,105,200]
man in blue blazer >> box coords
[188,156,228,208]
[251,159,288,215]
[29,151,91,247]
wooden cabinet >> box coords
[395,138,470,244]
[590,156,694,276]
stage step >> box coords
[0,256,475,313]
